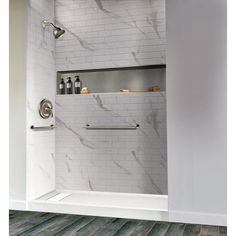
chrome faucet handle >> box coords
[39,99,53,119]
[45,107,53,117]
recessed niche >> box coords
[57,65,166,95]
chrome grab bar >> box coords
[84,124,139,130]
[30,125,56,131]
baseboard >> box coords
[169,210,227,226]
[9,199,27,211]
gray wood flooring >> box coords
[9,211,227,236]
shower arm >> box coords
[42,20,58,29]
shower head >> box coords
[53,27,65,39]
[42,20,65,39]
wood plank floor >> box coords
[9,211,227,236]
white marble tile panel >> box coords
[55,0,166,70]
[26,0,56,200]
[55,92,167,194]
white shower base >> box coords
[28,190,168,221]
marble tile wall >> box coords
[26,0,56,200]
[25,0,166,198]
[55,92,167,194]
[55,0,166,71]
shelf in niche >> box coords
[56,91,165,97]
[57,65,166,95]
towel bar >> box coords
[30,125,56,131]
[84,124,139,130]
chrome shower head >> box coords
[42,20,65,39]
[53,27,65,39]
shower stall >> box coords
[10,0,227,226]
[21,0,168,221]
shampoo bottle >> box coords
[74,75,81,94]
[59,78,65,95]
[66,77,73,94]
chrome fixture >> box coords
[41,20,65,39]
[30,125,56,131]
[39,99,53,119]
[84,124,140,130]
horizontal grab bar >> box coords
[84,124,139,130]
[30,125,56,131]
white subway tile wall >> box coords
[55,92,167,194]
[55,0,166,71]
[26,0,56,199]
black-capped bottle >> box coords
[66,77,73,94]
[74,75,81,94]
[59,78,65,95]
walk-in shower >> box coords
[16,0,169,223]
[41,20,65,39]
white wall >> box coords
[55,0,166,71]
[166,0,227,226]
[9,0,28,203]
[26,0,56,200]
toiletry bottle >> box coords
[74,75,81,94]
[59,78,65,95]
[66,77,73,94]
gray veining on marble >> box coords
[113,161,132,176]
[131,150,163,194]
[131,51,142,65]
[93,95,111,112]
[55,0,166,71]
[38,165,51,179]
[55,92,167,194]
[126,10,146,36]
[146,110,161,138]
[92,94,136,125]
[94,0,110,14]
[26,0,56,199]
[147,11,161,38]
[56,20,95,51]
[88,178,94,191]
[56,116,95,149]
